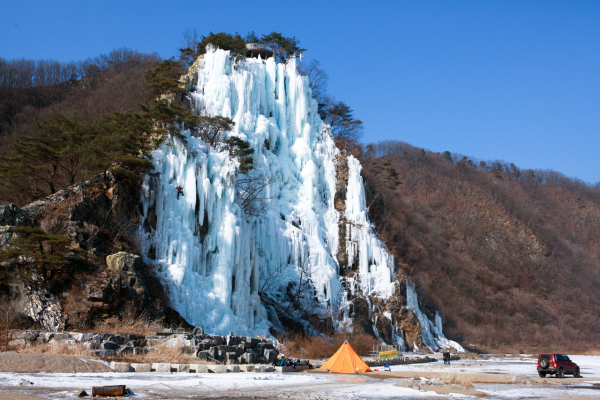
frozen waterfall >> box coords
[137,47,455,349]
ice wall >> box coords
[138,47,448,347]
[406,281,465,352]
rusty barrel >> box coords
[92,385,126,396]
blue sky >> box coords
[2,0,599,184]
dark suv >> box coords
[537,354,580,378]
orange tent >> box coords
[320,340,372,373]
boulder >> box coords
[196,350,209,361]
[256,342,274,350]
[118,346,134,356]
[106,252,147,296]
[92,349,115,357]
[72,333,94,342]
[242,352,258,364]
[83,340,101,350]
[225,352,238,363]
[133,347,148,355]
[101,341,120,351]
[15,331,38,342]
[53,333,72,341]
[107,334,127,345]
[264,348,279,363]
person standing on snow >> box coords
[176,185,184,200]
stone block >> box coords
[242,352,258,364]
[15,331,38,341]
[93,333,110,342]
[208,365,227,373]
[228,365,240,372]
[110,362,133,373]
[118,345,134,356]
[152,363,172,373]
[107,334,127,345]
[164,336,185,348]
[252,347,264,357]
[225,352,238,363]
[256,342,274,350]
[53,333,72,340]
[147,338,167,347]
[233,345,245,356]
[60,339,76,345]
[177,364,190,373]
[131,363,152,372]
[72,333,94,342]
[8,339,27,346]
[133,347,148,355]
[91,349,115,358]
[240,365,255,372]
[196,350,209,361]
[83,340,101,350]
[181,346,197,355]
[101,341,120,351]
[208,347,219,359]
[190,364,208,373]
[264,349,279,363]
[256,365,268,372]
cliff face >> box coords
[0,174,190,332]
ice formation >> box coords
[138,47,456,349]
[406,282,464,352]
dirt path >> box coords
[0,352,112,373]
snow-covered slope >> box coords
[138,47,459,351]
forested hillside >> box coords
[351,140,600,352]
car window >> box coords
[564,356,571,361]
[540,355,551,360]
[556,355,564,361]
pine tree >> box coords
[226,136,254,174]
[0,227,85,282]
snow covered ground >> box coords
[1,355,599,399]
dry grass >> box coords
[280,332,378,359]
[16,342,90,357]
[90,314,169,336]
[15,341,203,365]
[442,371,479,388]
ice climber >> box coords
[176,185,184,200]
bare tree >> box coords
[235,172,277,218]
[297,59,328,104]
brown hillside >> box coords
[353,140,600,353]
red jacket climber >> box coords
[176,185,184,199]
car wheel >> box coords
[538,371,546,378]
[574,367,581,378]
[557,368,564,378]
[539,359,549,369]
